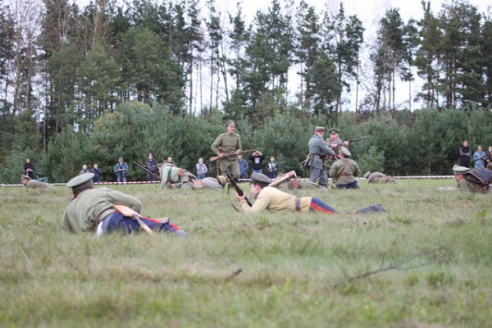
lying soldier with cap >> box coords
[61,173,186,236]
[364,171,396,183]
[236,173,385,215]
[452,164,487,193]
[21,175,51,189]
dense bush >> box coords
[1,102,492,183]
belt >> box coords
[295,198,301,212]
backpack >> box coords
[465,167,492,193]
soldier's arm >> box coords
[110,190,142,213]
[211,135,222,155]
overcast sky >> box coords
[74,0,491,111]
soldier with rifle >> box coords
[307,126,335,188]
[232,173,385,215]
[211,120,243,180]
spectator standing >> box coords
[91,163,101,182]
[144,152,159,181]
[196,158,208,179]
[23,158,35,179]
[114,157,129,183]
[473,145,486,168]
[80,164,90,175]
[459,140,472,167]
[486,146,492,170]
[250,150,265,174]
[267,156,280,179]
[238,154,249,179]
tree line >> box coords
[1,102,491,183]
[0,0,491,182]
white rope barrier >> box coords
[1,176,456,187]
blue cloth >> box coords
[101,212,176,235]
[336,181,360,189]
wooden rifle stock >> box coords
[210,149,257,162]
[226,171,252,207]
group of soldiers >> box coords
[19,119,491,239]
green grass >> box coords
[1,179,491,327]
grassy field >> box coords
[1,179,491,327]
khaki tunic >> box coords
[240,186,312,213]
[367,172,387,183]
[211,132,242,178]
[458,179,484,193]
[159,165,195,189]
[60,187,142,234]
[329,158,360,185]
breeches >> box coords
[309,197,339,214]
[219,160,240,179]
[309,168,328,186]
[97,212,177,235]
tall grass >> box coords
[1,179,491,327]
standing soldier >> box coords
[324,128,349,175]
[329,147,360,189]
[211,120,242,179]
[308,126,335,188]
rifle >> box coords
[270,170,297,188]
[210,149,257,162]
[133,161,161,181]
[347,135,371,143]
[226,171,252,207]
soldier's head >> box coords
[21,175,30,186]
[339,147,351,158]
[250,173,270,198]
[452,165,469,182]
[329,129,339,141]
[67,173,95,198]
[226,120,236,133]
[314,126,325,136]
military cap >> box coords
[226,120,235,127]
[67,173,95,189]
[329,128,339,135]
[22,175,31,180]
[340,147,351,157]
[315,126,325,132]
[452,164,469,174]
[251,173,271,186]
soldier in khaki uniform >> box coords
[364,171,396,183]
[21,175,51,189]
[329,147,360,189]
[236,173,384,215]
[61,173,186,236]
[324,128,349,175]
[211,120,242,179]
[452,165,483,193]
